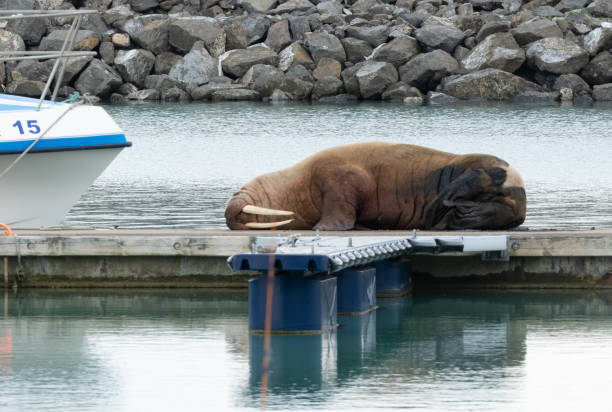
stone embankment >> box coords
[1,0,612,104]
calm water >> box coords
[64,102,612,230]
[1,290,612,411]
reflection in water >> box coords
[1,291,612,410]
[64,102,612,230]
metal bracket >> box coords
[481,236,510,261]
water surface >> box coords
[2,290,612,411]
[65,102,612,230]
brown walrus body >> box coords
[225,142,526,231]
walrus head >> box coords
[225,189,295,230]
[423,163,526,230]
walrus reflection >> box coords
[225,142,526,230]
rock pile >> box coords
[2,0,612,104]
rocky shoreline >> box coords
[0,0,611,104]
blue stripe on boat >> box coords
[0,93,63,105]
[0,134,129,152]
[0,104,57,112]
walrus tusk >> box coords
[245,219,294,229]
[242,205,294,216]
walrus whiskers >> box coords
[245,219,294,229]
[242,205,294,216]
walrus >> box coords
[225,142,526,231]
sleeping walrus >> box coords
[225,142,526,231]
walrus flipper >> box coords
[423,167,514,230]
[313,191,358,231]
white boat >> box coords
[0,10,131,228]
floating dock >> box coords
[0,229,611,289]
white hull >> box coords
[0,147,123,228]
[0,95,130,229]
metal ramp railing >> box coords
[228,234,510,274]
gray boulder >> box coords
[127,89,160,100]
[286,64,315,83]
[74,59,123,98]
[241,64,286,97]
[6,17,45,46]
[317,0,343,14]
[265,20,292,52]
[341,37,373,64]
[99,41,114,65]
[414,25,464,53]
[312,76,344,99]
[39,30,100,51]
[270,0,315,14]
[50,56,93,85]
[593,83,612,101]
[427,91,458,105]
[441,68,540,100]
[470,0,503,11]
[341,61,367,96]
[243,17,271,46]
[555,0,590,12]
[114,15,165,38]
[289,16,311,41]
[462,32,525,73]
[279,42,315,71]
[103,5,136,26]
[11,60,50,82]
[313,57,341,78]
[155,52,182,74]
[372,36,420,67]
[381,81,422,101]
[281,77,313,100]
[7,80,45,97]
[130,0,159,12]
[191,83,247,100]
[345,24,390,48]
[119,83,139,96]
[582,23,612,57]
[352,0,377,12]
[304,32,346,64]
[525,37,588,74]
[132,19,168,55]
[356,61,399,99]
[580,51,612,85]
[169,41,218,86]
[553,74,591,94]
[587,0,612,18]
[268,89,294,102]
[511,18,562,46]
[168,17,226,57]
[224,21,248,51]
[221,46,279,78]
[476,21,510,43]
[145,74,182,90]
[239,0,277,12]
[0,29,25,53]
[573,91,594,106]
[399,49,459,92]
[211,88,260,101]
[161,87,190,102]
[533,6,563,17]
[114,49,155,88]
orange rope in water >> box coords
[1,223,11,290]
[259,251,275,409]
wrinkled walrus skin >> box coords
[225,142,526,231]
